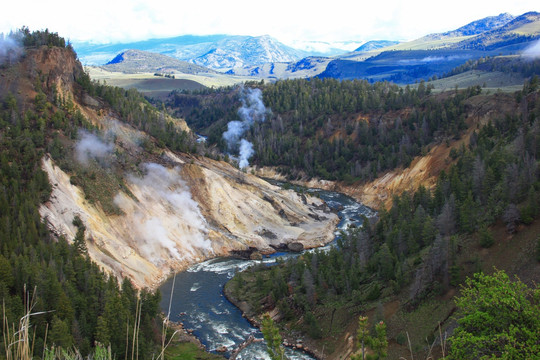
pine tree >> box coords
[353,316,369,360]
[72,215,88,255]
[49,315,74,349]
[261,313,286,360]
[369,321,388,359]
[351,316,388,360]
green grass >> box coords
[164,342,224,360]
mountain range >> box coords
[78,11,540,88]
[338,12,539,82]
[75,34,307,69]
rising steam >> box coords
[522,39,540,60]
[75,131,115,165]
[223,87,268,169]
[0,33,23,65]
[114,163,212,265]
[238,139,254,169]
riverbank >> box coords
[159,188,371,359]
[223,280,324,359]
[249,143,454,211]
[160,320,226,359]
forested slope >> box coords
[0,29,166,358]
[222,79,540,358]
[169,78,482,182]
[165,66,540,358]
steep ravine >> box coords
[11,46,339,290]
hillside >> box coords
[442,13,515,37]
[321,11,540,83]
[191,35,304,69]
[218,79,540,359]
[384,12,519,51]
[0,30,167,359]
[454,11,540,50]
[354,40,400,52]
[3,43,339,290]
[226,56,332,79]
[102,49,217,74]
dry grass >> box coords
[2,283,181,360]
[399,324,447,360]
[386,36,474,51]
[86,66,252,90]
[155,273,180,360]
[2,286,50,360]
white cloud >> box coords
[1,0,539,45]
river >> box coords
[159,187,374,359]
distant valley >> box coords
[75,34,309,69]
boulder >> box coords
[287,242,304,252]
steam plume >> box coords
[114,163,212,265]
[0,33,23,65]
[238,139,254,169]
[75,130,114,165]
[522,39,540,60]
[222,87,268,169]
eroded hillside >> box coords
[40,151,337,289]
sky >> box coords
[1,0,539,50]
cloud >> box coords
[398,55,468,65]
[74,131,115,165]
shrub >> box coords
[449,270,540,359]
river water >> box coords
[159,188,374,359]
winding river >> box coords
[159,187,374,359]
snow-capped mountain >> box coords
[188,35,306,70]
[74,34,307,70]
